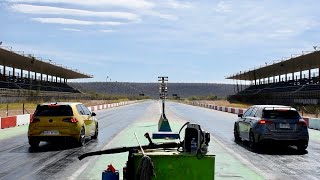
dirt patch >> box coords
[79,100,122,106]
[198,100,252,109]
[0,99,128,118]
[190,100,319,118]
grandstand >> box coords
[0,46,92,98]
[226,49,320,105]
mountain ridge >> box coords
[69,82,236,99]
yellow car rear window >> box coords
[34,105,73,116]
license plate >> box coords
[41,130,59,135]
[279,123,290,129]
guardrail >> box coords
[187,101,320,131]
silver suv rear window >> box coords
[262,110,300,119]
[34,105,73,116]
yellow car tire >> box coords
[29,137,40,148]
[77,127,86,147]
[91,123,98,139]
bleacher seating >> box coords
[237,83,272,95]
[0,81,18,89]
[0,76,80,93]
[230,76,320,104]
[300,84,320,91]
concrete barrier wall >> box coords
[308,118,320,130]
[0,100,140,129]
[1,116,17,129]
[16,114,31,126]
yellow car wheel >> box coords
[91,123,98,139]
[29,137,40,148]
[78,127,86,146]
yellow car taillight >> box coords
[30,116,40,123]
[62,117,78,123]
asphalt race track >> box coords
[0,100,319,180]
[0,102,147,180]
[167,102,320,180]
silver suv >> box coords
[234,105,309,151]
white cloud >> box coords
[32,18,125,25]
[7,1,178,25]
[165,0,193,9]
[61,28,82,32]
[143,10,178,20]
[6,0,154,9]
[11,4,141,21]
[214,1,232,13]
[99,29,114,33]
[179,1,318,45]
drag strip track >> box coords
[1,101,320,180]
[166,102,320,180]
[0,101,152,180]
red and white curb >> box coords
[0,101,138,129]
[189,102,320,130]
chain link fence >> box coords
[0,103,36,117]
[300,106,320,118]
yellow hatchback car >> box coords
[28,102,98,147]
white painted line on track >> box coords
[69,101,145,179]
[67,156,98,180]
[210,135,276,180]
[68,125,130,180]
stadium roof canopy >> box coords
[0,47,92,79]
[226,50,320,80]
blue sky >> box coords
[1,0,320,83]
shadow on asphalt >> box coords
[234,139,308,155]
[28,139,97,153]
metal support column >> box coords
[319,68,320,83]
[253,70,257,86]
[13,67,15,80]
[309,69,311,79]
[292,72,294,81]
[285,73,287,82]
[273,75,275,83]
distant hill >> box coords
[69,82,235,99]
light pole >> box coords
[158,76,168,118]
[152,76,179,139]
